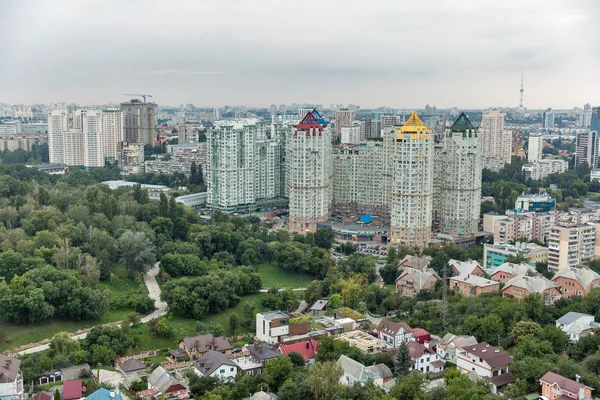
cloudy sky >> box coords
[1,0,598,109]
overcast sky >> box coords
[1,0,598,109]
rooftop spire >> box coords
[400,112,428,133]
[450,112,475,132]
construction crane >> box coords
[123,93,153,103]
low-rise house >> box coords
[247,343,282,366]
[0,354,23,400]
[179,333,232,359]
[436,333,478,361]
[412,328,431,345]
[408,341,444,374]
[31,392,53,400]
[397,255,433,271]
[556,312,600,343]
[334,307,368,329]
[448,259,486,277]
[338,331,391,354]
[256,311,309,344]
[337,355,393,387]
[308,299,328,315]
[502,275,562,305]
[279,339,318,364]
[456,342,514,394]
[539,371,593,400]
[552,267,600,298]
[63,380,86,400]
[118,359,147,375]
[233,356,263,376]
[147,366,187,396]
[242,392,279,400]
[193,350,238,381]
[376,318,413,348]
[84,388,123,400]
[450,274,500,297]
[395,267,440,297]
[489,262,538,283]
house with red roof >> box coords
[63,380,86,400]
[408,341,444,374]
[279,339,318,364]
[412,328,431,344]
[539,371,593,400]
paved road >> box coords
[259,287,306,293]
[17,265,166,356]
[141,263,168,323]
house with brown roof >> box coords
[408,341,444,374]
[118,359,147,375]
[449,274,500,297]
[456,342,514,394]
[552,267,600,298]
[448,259,486,277]
[395,267,440,297]
[179,333,232,359]
[502,275,562,305]
[490,262,538,283]
[376,318,413,348]
[539,371,593,400]
[397,255,432,271]
[31,392,54,400]
[0,355,23,400]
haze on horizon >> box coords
[1,0,599,109]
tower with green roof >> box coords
[435,112,482,238]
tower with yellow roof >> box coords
[390,112,433,251]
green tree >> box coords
[307,361,343,400]
[115,231,156,277]
[50,332,80,356]
[395,341,411,376]
[511,320,542,343]
[229,312,240,335]
[288,351,306,367]
[54,389,61,400]
[314,228,334,249]
[390,372,426,400]
[304,280,324,306]
[264,356,294,391]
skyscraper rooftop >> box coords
[400,112,428,133]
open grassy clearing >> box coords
[256,262,313,288]
[0,266,140,352]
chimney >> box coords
[576,374,581,383]
[424,341,429,349]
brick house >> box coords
[552,267,600,298]
[449,274,500,297]
[396,267,440,297]
[448,259,486,277]
[397,255,433,271]
[539,371,593,400]
[502,275,562,305]
[489,262,537,283]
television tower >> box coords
[519,68,524,111]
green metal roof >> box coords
[450,112,475,132]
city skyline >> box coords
[2,0,599,108]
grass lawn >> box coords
[0,308,133,352]
[0,266,141,352]
[129,292,266,353]
[256,262,314,289]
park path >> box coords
[259,287,306,293]
[16,264,166,356]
